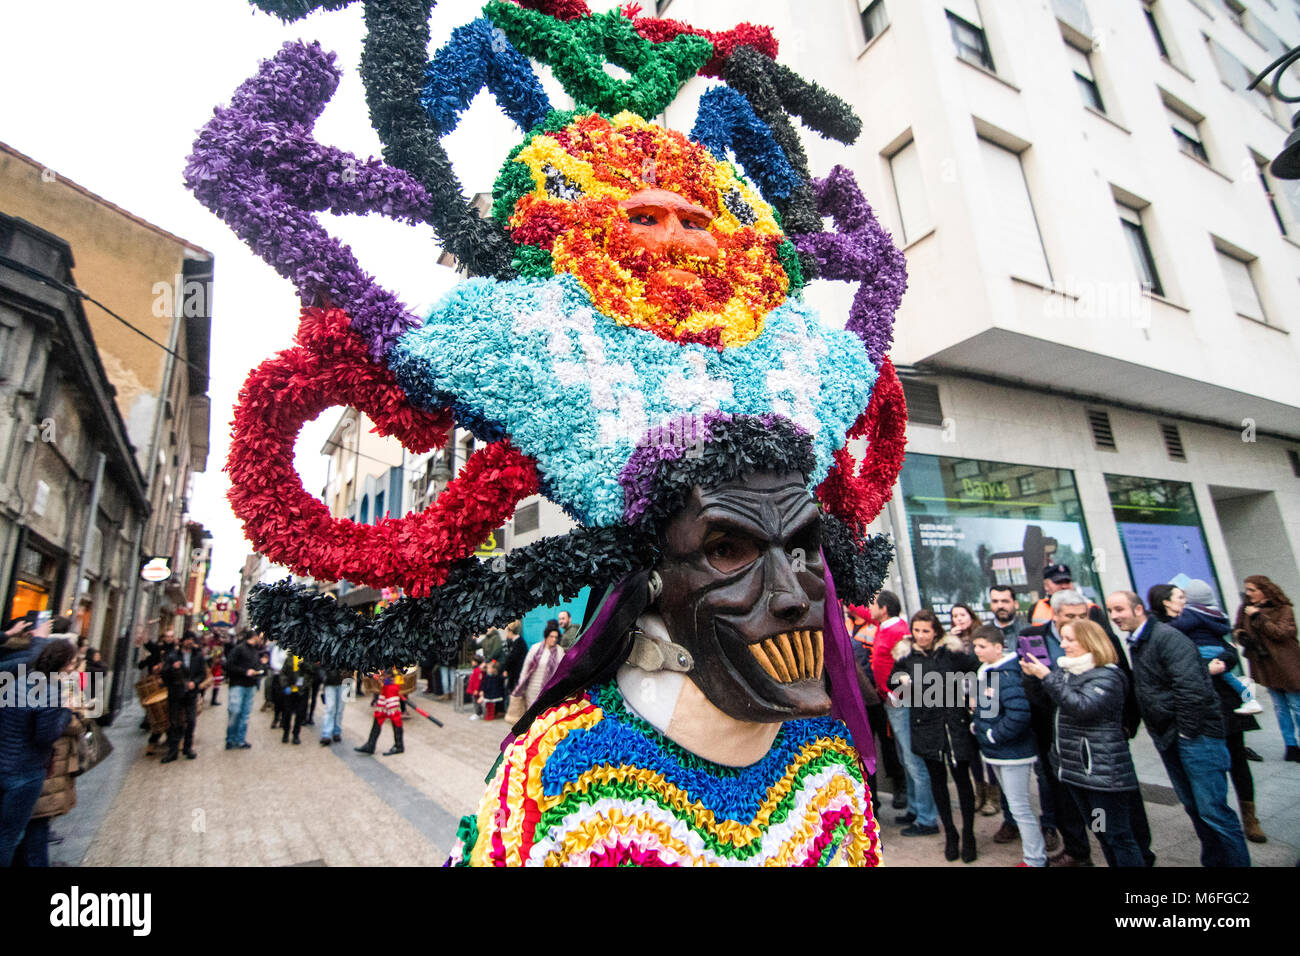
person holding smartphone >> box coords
[1021,620,1144,867]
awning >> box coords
[339,586,381,608]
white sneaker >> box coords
[1235,699,1263,715]
[469,714,481,720]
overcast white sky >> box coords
[0,0,618,591]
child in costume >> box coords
[355,668,404,756]
[209,646,224,706]
[197,0,911,866]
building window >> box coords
[1216,246,1267,322]
[1255,155,1289,235]
[1243,9,1288,56]
[655,0,673,14]
[978,137,1052,285]
[900,378,943,426]
[899,453,1102,611]
[514,501,540,535]
[374,490,384,523]
[1205,36,1275,118]
[1066,42,1105,112]
[947,9,995,71]
[1144,3,1171,59]
[888,138,933,244]
[1165,102,1209,163]
[860,0,888,43]
[1105,474,1221,604]
[359,495,370,525]
[1117,204,1164,295]
[1221,0,1246,27]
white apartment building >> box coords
[650,0,1300,618]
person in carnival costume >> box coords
[355,667,406,757]
[192,0,909,866]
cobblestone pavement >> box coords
[51,688,1299,867]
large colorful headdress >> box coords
[193,0,908,670]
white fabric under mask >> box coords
[617,612,684,734]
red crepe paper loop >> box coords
[815,358,907,532]
[630,18,779,78]
[227,307,541,596]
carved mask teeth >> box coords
[748,630,824,683]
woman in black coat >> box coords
[891,610,980,862]
[1021,619,1144,867]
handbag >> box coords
[72,722,113,777]
[505,693,526,724]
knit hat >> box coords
[1183,579,1218,608]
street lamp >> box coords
[1249,47,1300,178]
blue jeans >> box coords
[15,816,50,867]
[1159,736,1251,867]
[438,666,456,697]
[225,684,255,746]
[320,685,346,740]
[0,769,48,867]
[1268,688,1300,747]
[1196,646,1249,699]
[884,704,937,827]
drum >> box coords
[135,676,170,733]
[361,667,420,696]
[396,666,420,696]
[145,697,170,733]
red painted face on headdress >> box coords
[502,111,790,349]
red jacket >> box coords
[870,618,911,693]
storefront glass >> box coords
[900,453,1099,620]
[1105,474,1221,607]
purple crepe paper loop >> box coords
[822,551,877,775]
[618,411,721,525]
[792,165,907,366]
[185,41,432,358]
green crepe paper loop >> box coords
[484,2,712,116]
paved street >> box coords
[48,689,1300,867]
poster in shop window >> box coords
[909,514,1099,620]
[1116,522,1220,608]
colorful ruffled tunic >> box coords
[448,682,882,867]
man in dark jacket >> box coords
[1106,591,1250,867]
[988,584,1024,647]
[278,654,312,744]
[225,631,265,750]
[162,631,208,763]
[499,627,528,700]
